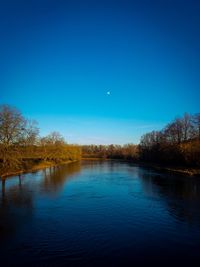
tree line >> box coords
[82,144,139,160]
[0,105,81,176]
[82,112,200,168]
[139,113,200,167]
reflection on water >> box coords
[40,162,81,193]
[0,175,33,241]
[0,161,200,267]
[139,169,200,224]
[0,162,81,242]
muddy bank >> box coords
[138,162,200,177]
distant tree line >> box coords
[82,144,139,160]
[139,113,200,167]
[0,105,81,176]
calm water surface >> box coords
[0,161,200,266]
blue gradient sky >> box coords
[0,0,199,144]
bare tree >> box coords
[193,113,200,141]
[164,118,183,144]
[43,131,65,145]
[0,105,27,173]
[182,113,193,141]
[23,120,39,146]
[0,105,26,146]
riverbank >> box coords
[0,160,78,179]
[138,162,200,177]
[157,166,200,177]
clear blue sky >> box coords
[0,0,199,144]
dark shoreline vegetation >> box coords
[0,105,200,178]
[0,105,81,178]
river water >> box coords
[0,160,200,266]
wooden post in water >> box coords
[18,174,22,188]
[1,178,6,201]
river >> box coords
[0,160,200,266]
